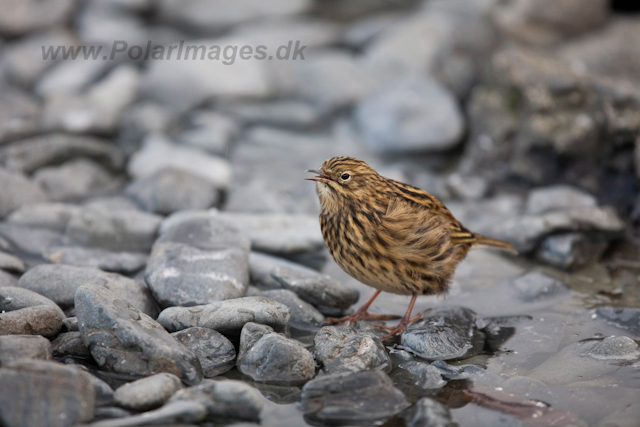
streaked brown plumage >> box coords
[306,156,515,339]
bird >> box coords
[306,156,516,339]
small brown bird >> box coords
[307,156,515,339]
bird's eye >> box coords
[341,173,350,180]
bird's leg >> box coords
[324,290,400,325]
[380,294,420,339]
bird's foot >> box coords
[378,308,432,339]
[324,311,401,326]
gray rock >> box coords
[0,223,63,258]
[157,296,290,341]
[75,284,203,385]
[314,326,391,374]
[92,406,132,422]
[0,252,25,273]
[390,352,449,392]
[77,2,147,48]
[177,111,239,155]
[0,0,75,36]
[400,306,485,361]
[508,273,568,302]
[356,78,465,153]
[0,133,124,174]
[169,379,263,422]
[0,270,18,287]
[582,336,640,361]
[114,373,183,411]
[172,327,236,377]
[259,289,324,332]
[62,316,79,331]
[595,307,640,336]
[44,246,148,274]
[69,364,115,407]
[0,360,95,427]
[65,207,162,253]
[300,370,409,423]
[537,232,608,270]
[218,99,322,129]
[0,335,52,365]
[88,400,207,426]
[403,397,457,427]
[83,196,142,212]
[343,12,405,48]
[33,158,120,202]
[236,322,315,384]
[0,168,48,218]
[0,89,41,144]
[525,185,597,215]
[0,287,65,338]
[7,202,81,231]
[126,168,220,215]
[157,215,251,252]
[18,264,158,317]
[51,331,91,358]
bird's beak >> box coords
[305,169,332,183]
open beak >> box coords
[305,169,332,183]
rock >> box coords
[172,327,236,378]
[343,12,405,48]
[0,270,18,287]
[236,322,315,384]
[7,202,81,231]
[0,133,124,174]
[114,373,183,411]
[157,214,251,252]
[400,306,485,361]
[595,307,640,336]
[77,1,147,47]
[259,289,324,332]
[18,264,158,317]
[62,316,79,331]
[127,135,231,188]
[537,232,608,270]
[177,111,239,156]
[157,297,290,341]
[33,158,120,202]
[65,207,162,253]
[314,326,391,374]
[0,335,52,365]
[300,370,409,424]
[218,99,322,129]
[35,56,115,98]
[0,0,76,36]
[88,400,207,426]
[525,185,597,215]
[0,360,95,427]
[44,246,148,274]
[0,168,47,218]
[51,331,91,358]
[169,379,263,422]
[125,168,220,215]
[69,364,115,407]
[0,287,65,338]
[355,78,465,153]
[508,272,568,302]
[0,89,41,143]
[75,285,203,384]
[83,196,141,212]
[389,351,449,393]
[0,252,25,273]
[403,397,456,427]
[0,223,63,259]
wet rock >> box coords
[89,400,207,426]
[0,360,94,427]
[65,207,162,253]
[33,158,120,202]
[75,284,203,385]
[0,133,124,174]
[0,335,52,365]
[400,306,485,361]
[172,327,236,377]
[157,296,290,341]
[7,202,81,231]
[508,272,568,302]
[300,370,409,424]
[356,78,464,153]
[18,264,158,317]
[389,351,449,392]
[0,252,25,273]
[403,397,456,427]
[177,110,239,155]
[44,246,148,274]
[595,307,640,336]
[314,326,391,374]
[0,168,47,218]
[125,168,220,215]
[0,287,65,338]
[114,373,183,411]
[0,89,41,143]
[169,379,263,422]
[0,0,76,36]
[258,289,324,332]
[236,322,315,384]
[0,223,63,259]
[51,332,91,358]
[537,232,608,270]
[526,185,597,215]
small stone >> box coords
[259,289,324,332]
[177,111,239,155]
[89,400,207,426]
[509,272,568,302]
[69,364,114,407]
[0,223,62,259]
[0,252,25,273]
[62,316,79,331]
[172,327,236,378]
[390,354,449,392]
[314,326,391,374]
[300,370,409,423]
[526,185,597,215]
[595,307,640,336]
[75,285,203,385]
[403,397,456,427]
[218,99,322,129]
[83,196,142,212]
[114,373,183,411]
[0,0,76,36]
[537,232,608,270]
[0,270,18,287]
[0,287,65,338]
[157,215,251,252]
[7,202,81,231]
[236,322,315,384]
[582,336,640,361]
[51,331,91,358]
[0,335,52,365]
[0,167,47,218]
[44,246,148,275]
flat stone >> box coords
[526,185,598,215]
[172,327,236,378]
[44,246,148,275]
[403,397,456,427]
[508,272,568,302]
[0,335,52,365]
[87,400,207,426]
[0,252,25,273]
[0,223,63,259]
[7,203,81,231]
[157,296,290,342]
[0,0,76,36]
[0,168,47,218]
[75,285,203,385]
[300,370,409,424]
[0,360,95,427]
[595,307,640,336]
[314,326,391,374]
[157,215,251,252]
[51,331,91,358]
[114,373,183,411]
[0,287,65,338]
[236,322,315,385]
[259,289,324,332]
[390,351,449,393]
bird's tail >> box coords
[474,235,518,255]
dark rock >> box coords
[0,360,95,427]
[236,322,315,384]
[508,273,568,302]
[114,373,183,411]
[403,397,457,427]
[18,264,158,317]
[0,167,47,218]
[314,326,391,374]
[62,316,79,331]
[0,89,41,144]
[259,289,324,332]
[125,168,220,215]
[157,296,290,341]
[595,307,640,336]
[51,331,92,358]
[75,284,203,385]
[0,335,52,365]
[0,252,25,273]
[537,232,608,270]
[0,287,65,338]
[44,246,148,274]
[7,202,81,231]
[172,327,236,378]
[0,0,76,36]
[389,351,449,392]
[300,370,409,423]
[400,306,485,361]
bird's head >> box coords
[306,156,379,208]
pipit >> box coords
[307,156,516,339]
